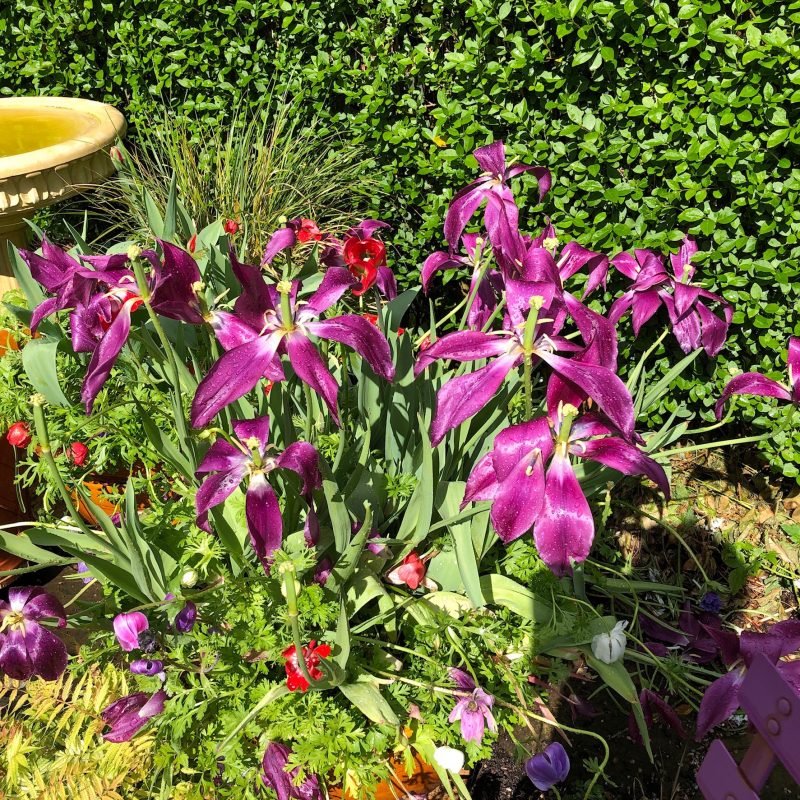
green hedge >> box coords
[2,0,800,475]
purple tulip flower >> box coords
[0,586,67,681]
[195,415,321,572]
[261,742,323,800]
[715,336,799,419]
[174,601,197,633]
[113,611,149,652]
[101,689,166,742]
[416,275,634,446]
[130,658,164,676]
[421,234,503,330]
[443,140,551,248]
[525,742,570,792]
[463,384,669,575]
[191,246,395,427]
[608,238,731,357]
[448,668,497,744]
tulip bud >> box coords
[223,219,240,235]
[187,234,197,254]
[6,421,31,448]
[68,441,89,466]
[109,145,124,164]
[591,620,628,664]
[174,601,197,633]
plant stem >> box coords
[457,261,490,330]
[281,563,317,689]
[303,382,314,442]
[657,432,771,459]
[521,297,543,419]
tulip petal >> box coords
[491,417,553,481]
[23,591,67,625]
[421,251,461,293]
[443,184,486,247]
[695,300,730,357]
[195,464,248,528]
[306,316,395,382]
[431,353,519,446]
[695,670,744,740]
[463,453,499,506]
[533,452,594,575]
[611,252,640,281]
[275,441,322,494]
[196,438,247,474]
[576,437,670,498]
[714,373,791,419]
[23,622,68,680]
[261,227,297,266]
[491,442,546,544]
[299,267,358,321]
[631,291,663,336]
[0,629,33,679]
[191,331,285,428]
[286,333,341,425]
[414,330,513,377]
[672,281,702,318]
[232,416,271,452]
[246,474,283,573]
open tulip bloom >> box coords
[715,336,799,418]
[195,415,321,572]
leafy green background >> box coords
[1,0,799,475]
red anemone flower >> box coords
[282,640,331,692]
[223,219,240,235]
[343,237,386,296]
[69,442,89,466]
[6,422,31,448]
[296,219,323,243]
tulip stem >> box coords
[521,297,544,419]
[656,432,771,459]
[458,258,491,331]
[303,382,314,442]
[281,564,317,689]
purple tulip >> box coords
[0,586,67,681]
[191,246,395,428]
[463,382,669,575]
[261,742,323,800]
[195,415,321,572]
[448,668,497,744]
[101,689,166,742]
[696,619,800,739]
[609,238,731,357]
[443,140,551,248]
[525,742,570,792]
[113,611,149,652]
[715,336,799,419]
[130,658,164,676]
[416,278,634,446]
[174,601,197,633]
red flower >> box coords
[296,219,322,243]
[418,334,432,352]
[187,234,198,254]
[282,640,331,692]
[343,237,386,296]
[361,313,404,335]
[69,442,89,466]
[263,380,275,395]
[223,219,240,236]
[109,146,124,164]
[6,422,31,448]
[386,552,436,591]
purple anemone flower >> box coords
[113,611,149,652]
[525,742,570,792]
[696,619,800,739]
[444,141,551,248]
[262,742,323,800]
[191,246,395,428]
[421,234,502,331]
[101,689,166,742]
[463,382,669,575]
[448,668,497,744]
[174,601,197,633]
[0,586,67,681]
[608,238,731,357]
[715,336,799,419]
[416,278,634,446]
[130,658,164,676]
[195,415,321,572]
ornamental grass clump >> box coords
[0,139,791,800]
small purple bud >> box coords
[75,562,93,584]
[110,512,122,526]
[175,601,197,633]
[314,557,333,586]
[164,592,176,602]
[130,659,164,676]
[699,592,722,614]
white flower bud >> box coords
[591,620,628,664]
[433,746,464,774]
[181,569,198,588]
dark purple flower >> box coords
[174,601,197,633]
[195,415,321,572]
[261,742,323,800]
[75,561,93,584]
[699,592,723,614]
[443,141,551,248]
[130,658,164,676]
[525,742,570,792]
[463,383,668,575]
[448,668,497,744]
[628,689,686,745]
[609,238,731,357]
[191,247,395,427]
[715,336,799,419]
[313,558,333,586]
[101,689,166,742]
[0,587,67,681]
[113,611,149,652]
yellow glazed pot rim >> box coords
[0,96,126,180]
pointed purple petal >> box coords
[191,332,285,428]
[23,622,68,680]
[298,268,358,321]
[430,353,519,446]
[275,442,321,494]
[443,184,486,248]
[695,300,730,357]
[491,417,553,481]
[414,330,512,377]
[196,438,248,475]
[474,141,507,175]
[421,251,461,293]
[463,453,499,505]
[0,629,34,679]
[376,265,397,300]
[232,416,271,451]
[788,337,800,399]
[670,237,698,281]
[306,316,395,382]
[611,252,640,281]
[449,667,477,691]
[285,332,341,425]
[491,443,546,544]
[23,591,66,625]
[261,227,297,266]
[195,465,248,525]
[631,291,664,336]
[714,373,790,419]
[672,282,702,318]
[246,474,283,574]
[575,437,670,498]
[533,452,594,576]
[695,670,744,740]
[459,708,486,743]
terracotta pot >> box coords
[329,752,443,800]
[0,437,29,587]
[73,478,123,524]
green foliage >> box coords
[2,0,798,474]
